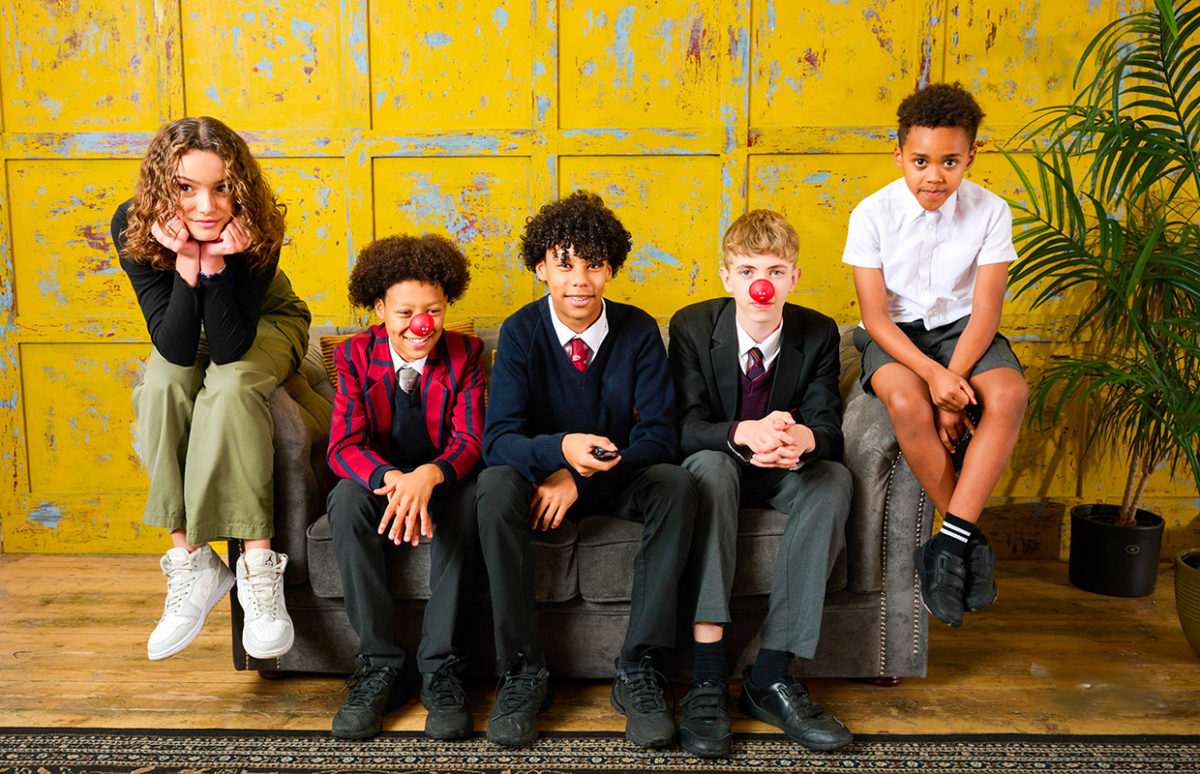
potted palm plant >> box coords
[1003,0,1200,598]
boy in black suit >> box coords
[668,210,853,757]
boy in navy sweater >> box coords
[476,191,696,749]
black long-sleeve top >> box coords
[112,199,279,366]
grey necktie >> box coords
[397,365,418,394]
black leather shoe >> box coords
[486,666,552,747]
[679,679,731,758]
[611,657,676,747]
[964,538,999,612]
[738,667,851,751]
[421,656,472,740]
[914,539,966,627]
[331,657,408,739]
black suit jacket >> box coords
[667,297,844,464]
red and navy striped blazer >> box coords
[327,324,485,491]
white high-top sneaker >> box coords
[148,544,235,661]
[236,548,294,659]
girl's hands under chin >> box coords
[151,215,201,286]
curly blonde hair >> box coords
[121,117,285,271]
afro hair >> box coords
[896,82,985,147]
[520,190,632,273]
[347,233,470,308]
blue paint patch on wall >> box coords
[205,84,222,105]
[255,58,274,78]
[29,503,65,529]
[608,7,637,88]
[425,32,452,47]
[494,6,509,30]
[803,171,832,184]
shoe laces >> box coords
[242,558,285,618]
[161,555,197,616]
[426,659,467,710]
[619,658,672,715]
[342,662,398,709]
[494,670,545,714]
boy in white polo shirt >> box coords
[842,83,1028,629]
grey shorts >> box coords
[853,315,1024,396]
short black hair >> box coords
[897,82,985,147]
[347,233,470,307]
[520,190,632,273]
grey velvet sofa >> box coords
[230,323,936,680]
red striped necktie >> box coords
[747,347,766,383]
[569,338,589,372]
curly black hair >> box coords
[897,82,985,147]
[347,233,470,308]
[520,190,632,274]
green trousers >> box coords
[132,272,310,545]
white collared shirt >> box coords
[546,296,609,367]
[841,177,1018,329]
[388,342,427,377]
[734,318,783,376]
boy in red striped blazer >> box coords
[326,234,485,741]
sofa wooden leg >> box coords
[873,676,903,687]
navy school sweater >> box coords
[482,298,679,499]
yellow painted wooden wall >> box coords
[1,0,1196,556]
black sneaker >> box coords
[679,679,731,758]
[610,657,676,747]
[914,539,967,628]
[738,667,851,751]
[964,536,999,611]
[421,656,473,740]
[331,657,408,739]
[486,665,552,747]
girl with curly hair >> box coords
[112,116,311,662]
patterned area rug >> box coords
[2,728,1198,773]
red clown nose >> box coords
[409,313,435,337]
[749,279,775,303]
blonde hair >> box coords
[121,117,285,272]
[721,209,799,266]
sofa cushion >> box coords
[305,510,579,603]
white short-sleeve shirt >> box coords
[841,177,1018,329]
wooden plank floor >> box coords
[1,556,1197,735]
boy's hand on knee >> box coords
[734,411,797,455]
[529,468,578,532]
[561,433,620,476]
[374,466,441,546]
[928,366,977,412]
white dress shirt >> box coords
[546,296,609,367]
[841,177,1018,329]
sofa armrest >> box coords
[270,361,335,585]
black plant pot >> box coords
[1068,504,1165,597]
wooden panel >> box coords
[559,0,720,129]
[0,0,162,132]
[373,156,532,321]
[261,158,350,324]
[8,160,141,328]
[559,155,723,319]
[749,0,932,130]
[181,0,344,130]
[21,343,145,496]
[370,0,532,131]
[944,0,1117,134]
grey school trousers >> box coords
[132,273,309,545]
[682,450,851,659]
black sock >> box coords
[750,648,791,687]
[692,641,727,684]
[929,513,978,558]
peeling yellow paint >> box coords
[0,0,1192,555]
